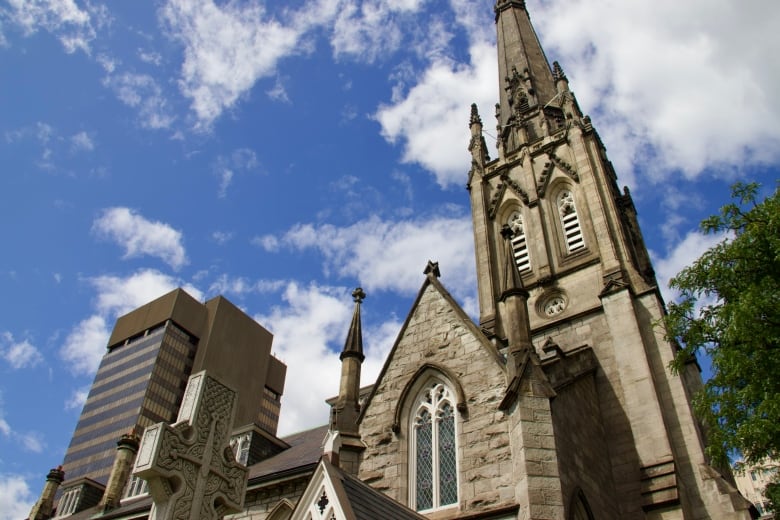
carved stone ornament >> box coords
[134,371,248,520]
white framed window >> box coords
[123,475,149,500]
[55,488,80,517]
[557,190,585,253]
[410,380,458,512]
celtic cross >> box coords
[133,371,248,520]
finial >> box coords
[352,287,366,303]
[552,61,567,82]
[470,103,482,126]
[340,288,365,362]
[424,260,441,278]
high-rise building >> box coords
[53,288,286,515]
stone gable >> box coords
[358,280,516,516]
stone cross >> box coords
[133,371,248,520]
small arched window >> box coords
[507,211,531,273]
[557,190,585,253]
[411,380,458,512]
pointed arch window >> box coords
[508,211,531,273]
[557,190,585,253]
[411,381,458,511]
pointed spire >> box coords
[340,288,365,362]
[494,0,558,152]
[469,104,490,168]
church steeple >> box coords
[494,0,560,154]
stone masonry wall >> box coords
[358,282,516,516]
[551,372,618,518]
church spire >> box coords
[328,288,367,475]
[494,0,559,153]
[332,288,365,436]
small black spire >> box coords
[340,288,365,362]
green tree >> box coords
[664,182,780,509]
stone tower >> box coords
[464,1,752,518]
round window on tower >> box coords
[537,291,568,319]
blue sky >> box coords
[1,0,779,516]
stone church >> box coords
[29,1,757,519]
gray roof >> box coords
[321,458,427,520]
[248,424,329,483]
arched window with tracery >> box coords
[507,210,531,273]
[410,380,458,512]
[557,189,585,253]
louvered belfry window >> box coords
[412,381,458,511]
[557,190,585,253]
[508,211,531,272]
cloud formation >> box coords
[0,474,35,520]
[0,332,43,369]
[255,282,400,435]
[160,0,305,127]
[93,207,188,270]
[265,214,476,300]
[533,0,780,184]
[3,0,100,54]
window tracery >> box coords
[411,381,458,511]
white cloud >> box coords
[0,332,43,369]
[4,0,96,54]
[0,474,35,520]
[208,274,285,297]
[532,0,780,184]
[90,270,203,318]
[60,269,203,375]
[374,42,498,187]
[253,234,279,252]
[138,48,163,66]
[277,214,476,300]
[60,315,109,376]
[65,386,89,411]
[160,0,305,127]
[70,130,94,151]
[256,282,401,435]
[212,148,258,198]
[651,230,728,304]
[103,72,175,129]
[93,207,188,270]
[211,230,234,245]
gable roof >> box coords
[358,271,505,423]
[291,458,427,520]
